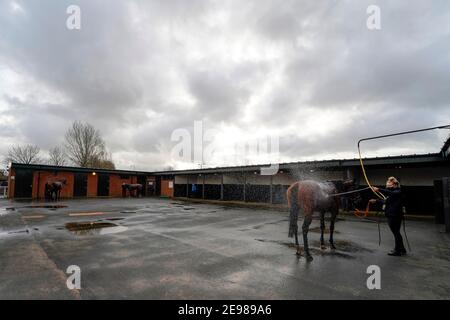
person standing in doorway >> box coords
[370,177,406,256]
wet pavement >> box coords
[0,197,449,299]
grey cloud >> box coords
[1,0,450,170]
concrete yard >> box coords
[0,197,449,300]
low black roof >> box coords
[9,162,150,176]
[9,152,449,177]
[441,134,450,157]
[150,153,447,175]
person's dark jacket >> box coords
[377,187,403,218]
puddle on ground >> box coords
[251,219,288,230]
[64,221,128,236]
[105,217,125,221]
[120,211,136,213]
[6,205,68,211]
[309,227,341,234]
[256,238,298,249]
[304,247,355,259]
[255,238,372,259]
[0,228,31,238]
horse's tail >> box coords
[288,183,300,238]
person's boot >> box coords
[388,249,403,256]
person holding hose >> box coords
[370,177,407,256]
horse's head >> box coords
[342,178,357,190]
[342,179,363,209]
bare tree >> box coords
[4,144,42,165]
[92,158,116,170]
[91,151,116,169]
[48,146,67,166]
[64,121,115,169]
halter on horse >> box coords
[122,183,143,197]
[287,179,361,261]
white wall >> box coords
[223,173,245,184]
[363,166,450,186]
[246,174,271,185]
[175,175,188,184]
[204,174,221,184]
[272,172,295,185]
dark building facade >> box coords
[7,138,450,215]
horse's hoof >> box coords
[320,245,327,250]
[330,244,336,250]
[306,254,314,262]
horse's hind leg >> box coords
[329,208,338,250]
[320,211,326,250]
[294,229,301,256]
[302,214,313,261]
[290,207,301,256]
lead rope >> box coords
[377,211,381,246]
[354,201,382,246]
[402,208,412,252]
[357,125,450,252]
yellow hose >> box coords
[357,124,450,201]
[358,144,386,200]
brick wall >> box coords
[32,171,74,199]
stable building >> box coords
[7,164,156,199]
[6,136,450,216]
[154,153,450,214]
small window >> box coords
[119,175,130,179]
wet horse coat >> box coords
[287,180,355,261]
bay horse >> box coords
[287,179,360,261]
[122,183,143,198]
[45,179,67,201]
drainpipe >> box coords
[186,175,189,198]
[270,175,273,204]
[202,174,205,199]
[243,171,246,202]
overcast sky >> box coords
[1,0,450,171]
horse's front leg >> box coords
[302,214,313,261]
[329,208,338,250]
